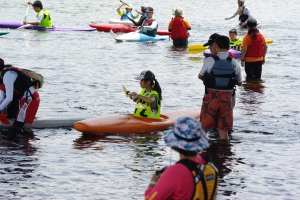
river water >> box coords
[0,0,300,199]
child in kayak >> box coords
[23,0,52,28]
[128,70,162,118]
[116,2,139,20]
[229,28,242,50]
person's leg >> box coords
[253,61,262,79]
[217,91,233,140]
[245,62,254,78]
[218,129,229,140]
[172,39,180,47]
[200,91,218,131]
[12,120,25,133]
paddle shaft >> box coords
[24,4,30,20]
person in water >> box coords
[128,70,162,119]
[199,36,242,140]
[23,0,52,28]
[225,0,254,27]
[144,116,218,199]
[116,2,139,20]
[128,5,148,26]
[229,28,242,50]
[241,18,268,79]
[0,58,40,134]
[139,7,158,37]
[168,7,191,47]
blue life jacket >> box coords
[121,12,134,20]
[204,56,237,90]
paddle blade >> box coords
[188,44,207,54]
[188,48,207,54]
[135,103,150,110]
[0,114,10,125]
[122,85,129,98]
[266,40,273,45]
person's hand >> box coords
[242,22,247,26]
[262,58,265,65]
[128,92,137,100]
[225,17,229,20]
[28,1,32,5]
[241,60,245,67]
[151,174,159,182]
[23,20,27,24]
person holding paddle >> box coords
[139,7,158,37]
[168,7,191,47]
[116,2,139,20]
[225,0,254,27]
[128,5,148,26]
[0,59,40,135]
[128,70,162,119]
[198,36,242,140]
[23,1,52,28]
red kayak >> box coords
[89,23,170,36]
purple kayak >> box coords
[203,49,242,59]
[0,20,95,31]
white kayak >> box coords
[111,30,169,42]
[0,116,94,129]
[108,18,134,25]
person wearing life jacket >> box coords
[168,7,191,47]
[241,18,268,79]
[225,0,254,28]
[116,2,139,21]
[229,28,242,51]
[199,36,242,140]
[23,1,52,28]
[0,59,40,134]
[145,116,218,199]
[129,5,148,26]
[139,7,158,37]
[128,70,162,119]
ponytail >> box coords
[152,79,162,101]
[247,27,259,40]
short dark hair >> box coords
[171,147,198,156]
[216,35,230,50]
[33,1,43,9]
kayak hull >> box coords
[113,31,168,42]
[203,48,242,59]
[0,20,95,31]
[74,110,200,134]
[109,18,134,25]
[89,23,170,36]
[0,31,9,36]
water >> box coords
[0,0,300,199]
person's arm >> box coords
[225,10,238,20]
[241,7,253,26]
[143,21,158,30]
[116,3,125,13]
[168,19,173,32]
[130,15,145,26]
[198,57,214,80]
[24,13,44,25]
[241,35,248,67]
[134,93,155,104]
[184,19,191,30]
[233,60,243,86]
[0,72,17,110]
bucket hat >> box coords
[164,116,209,151]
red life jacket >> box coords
[246,33,264,57]
[171,17,189,40]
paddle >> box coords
[24,4,30,21]
[122,85,150,109]
[188,40,274,54]
[119,0,142,15]
[0,114,10,125]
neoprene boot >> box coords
[12,121,25,133]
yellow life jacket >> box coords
[36,9,52,28]
[134,88,161,118]
[177,157,218,200]
[230,38,242,51]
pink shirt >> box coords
[144,156,206,200]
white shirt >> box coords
[37,12,45,23]
[0,71,36,110]
[142,20,158,30]
[199,52,242,91]
[228,5,254,23]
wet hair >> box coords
[143,78,162,101]
[33,1,43,9]
[171,147,198,156]
[215,35,230,50]
[247,27,259,40]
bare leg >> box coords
[218,129,229,140]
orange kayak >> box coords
[74,110,200,134]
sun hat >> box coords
[125,4,132,9]
[172,7,183,17]
[0,58,4,71]
[145,7,154,13]
[247,18,258,28]
[203,33,220,47]
[164,116,209,152]
[134,70,155,81]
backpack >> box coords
[22,69,44,89]
[177,156,218,200]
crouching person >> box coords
[0,58,40,134]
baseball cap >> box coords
[164,116,209,152]
[134,70,155,80]
[247,18,258,28]
[203,33,220,47]
[0,58,4,70]
[172,7,183,17]
[141,5,148,12]
[145,7,153,13]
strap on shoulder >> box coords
[212,56,220,61]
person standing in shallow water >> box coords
[241,18,268,79]
[198,36,242,140]
[225,0,254,27]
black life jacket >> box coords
[204,56,237,91]
[1,67,33,101]
[177,156,218,200]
